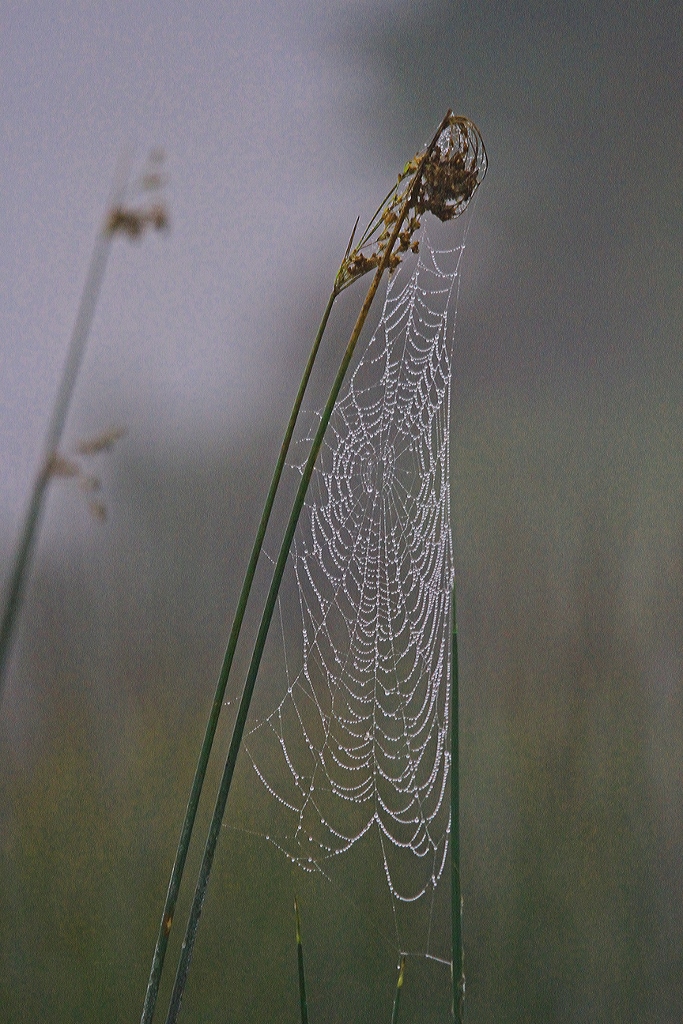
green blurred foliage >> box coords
[2,390,683,1022]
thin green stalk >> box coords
[0,154,131,702]
[163,114,452,1024]
[451,579,464,1023]
[294,897,308,1024]
[391,957,406,1024]
[139,287,337,1024]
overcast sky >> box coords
[2,0,681,552]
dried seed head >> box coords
[335,112,486,291]
[138,147,168,192]
[147,203,169,231]
[106,206,144,238]
[47,427,126,522]
[416,115,488,221]
[105,202,169,239]
[141,172,165,191]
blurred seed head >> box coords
[106,148,170,239]
[46,426,126,522]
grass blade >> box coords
[391,957,406,1024]
[451,580,464,1022]
[294,897,308,1024]
[139,288,337,1024]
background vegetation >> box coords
[3,386,683,1021]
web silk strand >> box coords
[246,233,465,915]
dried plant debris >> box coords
[45,453,80,478]
[75,426,127,456]
[335,113,487,293]
[86,500,108,523]
[140,150,168,192]
[77,474,101,494]
[46,426,126,521]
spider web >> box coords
[243,225,466,960]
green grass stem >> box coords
[451,579,464,1022]
[162,113,453,1024]
[139,287,337,1024]
[294,897,308,1024]
[391,957,406,1024]
[0,154,131,702]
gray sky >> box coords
[2,0,681,557]
[1,0,393,532]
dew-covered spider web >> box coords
[236,220,471,996]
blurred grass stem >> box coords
[0,153,131,702]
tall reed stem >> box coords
[163,112,453,1024]
[0,155,131,701]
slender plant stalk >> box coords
[163,113,453,1024]
[451,579,464,1023]
[139,288,337,1024]
[294,897,308,1024]
[0,154,131,702]
[391,957,406,1024]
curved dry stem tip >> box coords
[335,171,420,291]
[345,217,360,258]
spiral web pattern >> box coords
[245,234,464,909]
